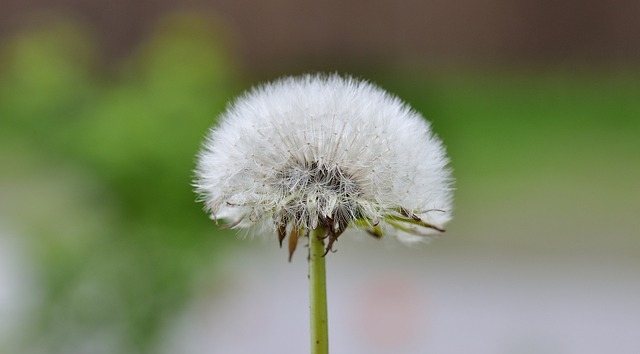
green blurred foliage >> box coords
[0,14,239,354]
[376,71,640,255]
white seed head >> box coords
[195,74,453,254]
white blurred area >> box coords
[161,237,640,354]
[0,227,34,345]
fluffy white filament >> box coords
[195,74,453,245]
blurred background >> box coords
[0,1,639,353]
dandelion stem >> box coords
[309,228,329,354]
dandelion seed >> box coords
[195,74,453,259]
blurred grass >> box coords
[0,14,241,353]
[377,71,640,256]
[1,13,639,354]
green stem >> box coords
[309,228,329,354]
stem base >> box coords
[309,229,329,354]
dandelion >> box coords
[194,74,453,354]
[195,74,453,254]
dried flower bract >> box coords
[195,74,453,259]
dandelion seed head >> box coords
[195,74,453,253]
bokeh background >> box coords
[1,1,639,353]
